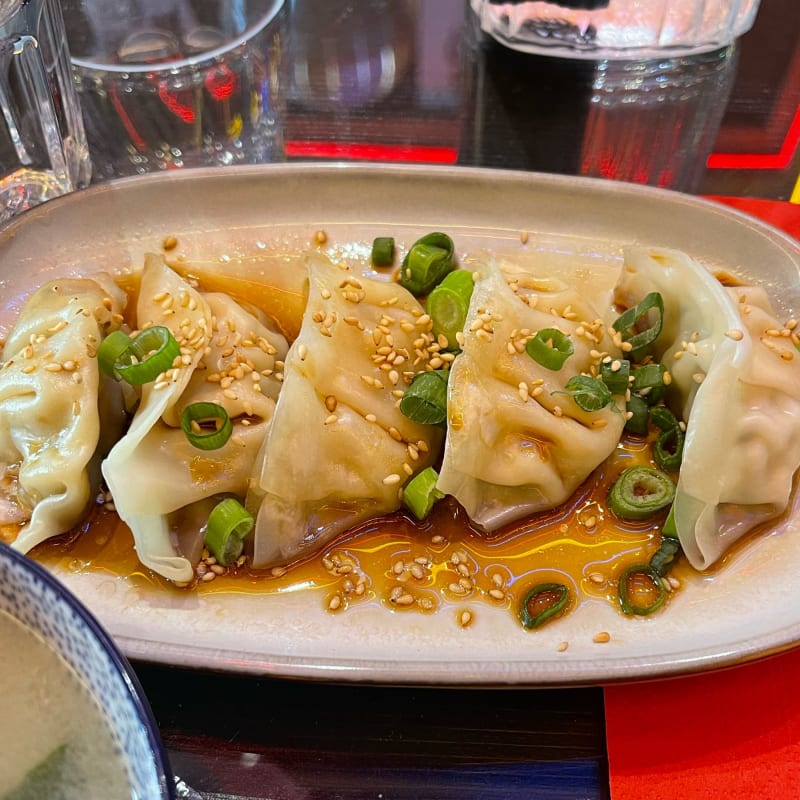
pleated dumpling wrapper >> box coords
[615,246,800,569]
[0,276,126,552]
[102,254,288,582]
[247,254,445,567]
[437,256,627,531]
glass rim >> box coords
[70,0,283,74]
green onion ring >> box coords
[97,330,134,380]
[649,535,682,577]
[525,328,574,370]
[371,237,395,267]
[399,370,449,426]
[618,563,667,616]
[613,292,664,360]
[204,498,254,567]
[113,326,181,386]
[399,232,455,295]
[607,466,675,521]
[599,358,630,395]
[520,582,570,630]
[427,271,473,351]
[402,466,444,521]
[654,426,684,472]
[181,402,233,450]
[624,395,649,435]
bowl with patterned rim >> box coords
[0,542,174,799]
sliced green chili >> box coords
[204,497,254,566]
[399,232,455,296]
[371,236,395,266]
[427,270,474,350]
[649,534,682,577]
[112,325,181,386]
[97,329,134,380]
[654,426,684,472]
[520,582,570,629]
[599,358,630,395]
[618,563,667,616]
[607,466,675,521]
[399,370,449,426]
[525,328,574,370]
[181,402,233,450]
[555,375,613,412]
[403,466,445,520]
[625,394,650,435]
[613,292,664,360]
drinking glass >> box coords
[0,0,91,222]
[61,0,286,180]
[471,0,761,60]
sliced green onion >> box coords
[618,564,667,616]
[525,328,574,370]
[613,292,664,360]
[427,270,474,350]
[113,325,181,386]
[555,375,613,412]
[649,534,682,577]
[654,425,684,472]
[624,395,649,435]
[399,232,455,296]
[403,466,444,520]
[399,370,449,426]
[520,582,570,630]
[204,498,254,566]
[97,330,133,380]
[599,358,630,395]
[371,236,395,266]
[649,405,679,432]
[180,402,233,450]
[607,466,675,521]
[632,363,667,405]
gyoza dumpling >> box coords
[247,254,444,566]
[615,247,800,569]
[102,255,288,582]
[0,276,126,552]
[437,256,626,531]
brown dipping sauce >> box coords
[32,431,692,630]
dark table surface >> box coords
[97,1,800,798]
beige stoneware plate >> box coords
[2,163,800,684]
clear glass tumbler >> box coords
[62,0,286,180]
[0,0,91,222]
[471,0,762,59]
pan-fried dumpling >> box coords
[0,276,126,552]
[102,255,288,582]
[437,256,626,531]
[247,254,444,566]
[614,247,800,569]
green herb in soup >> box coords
[0,611,130,800]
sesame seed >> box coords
[692,372,705,384]
[201,571,216,583]
[298,344,308,361]
[593,631,611,643]
[488,588,505,600]
[725,329,744,341]
[163,235,178,250]
[383,474,402,486]
[395,593,415,606]
[365,413,377,423]
[459,610,473,627]
[449,583,466,595]
[324,414,338,425]
[328,595,342,610]
[431,535,444,544]
[557,641,569,652]
[588,572,604,584]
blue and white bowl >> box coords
[0,543,174,799]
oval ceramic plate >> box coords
[2,164,800,685]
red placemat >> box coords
[605,197,800,800]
